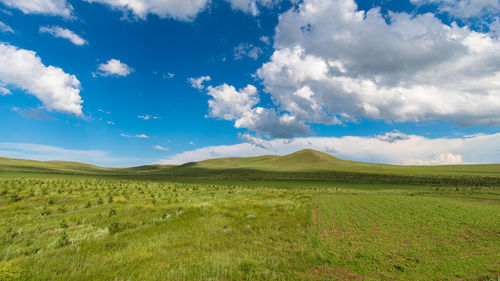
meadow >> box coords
[0,150,499,280]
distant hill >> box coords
[1,150,500,181]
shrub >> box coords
[108,208,117,217]
[56,231,70,248]
[40,206,51,216]
[9,193,19,203]
[60,219,68,229]
[108,222,121,235]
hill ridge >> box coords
[1,150,500,178]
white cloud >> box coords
[164,72,175,79]
[0,0,73,17]
[97,59,134,77]
[98,109,111,114]
[205,83,309,138]
[188,75,211,89]
[83,0,210,21]
[82,0,287,20]
[153,145,169,151]
[120,133,149,138]
[189,141,195,145]
[404,153,463,165]
[410,0,500,19]
[0,21,13,33]
[376,131,410,143]
[159,132,500,165]
[238,132,272,149]
[138,114,160,120]
[206,84,259,120]
[259,36,271,45]
[234,42,263,60]
[106,121,115,125]
[0,86,11,95]
[0,142,146,167]
[0,43,83,116]
[211,0,500,138]
[39,26,87,46]
[225,0,289,16]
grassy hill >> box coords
[0,157,114,174]
[1,150,500,185]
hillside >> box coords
[170,149,500,177]
[1,150,499,180]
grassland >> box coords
[0,150,499,280]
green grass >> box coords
[310,193,500,280]
[0,151,499,280]
[2,149,500,178]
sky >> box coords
[0,0,499,167]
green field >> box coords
[0,150,499,280]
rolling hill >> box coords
[1,149,499,181]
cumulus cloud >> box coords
[188,75,211,89]
[376,131,410,143]
[0,0,287,21]
[82,0,287,20]
[39,26,87,46]
[226,0,290,16]
[410,0,500,19]
[0,21,13,33]
[205,83,309,138]
[97,59,133,77]
[0,142,146,167]
[83,0,210,21]
[234,42,263,60]
[0,0,73,17]
[0,43,83,116]
[153,145,169,151]
[404,153,463,165]
[210,0,500,137]
[238,132,272,149]
[159,132,500,165]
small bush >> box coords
[56,231,70,248]
[108,222,121,235]
[40,206,51,216]
[108,208,117,217]
[60,219,68,229]
[9,193,19,203]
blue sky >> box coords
[0,0,499,166]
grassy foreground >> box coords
[0,150,499,280]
